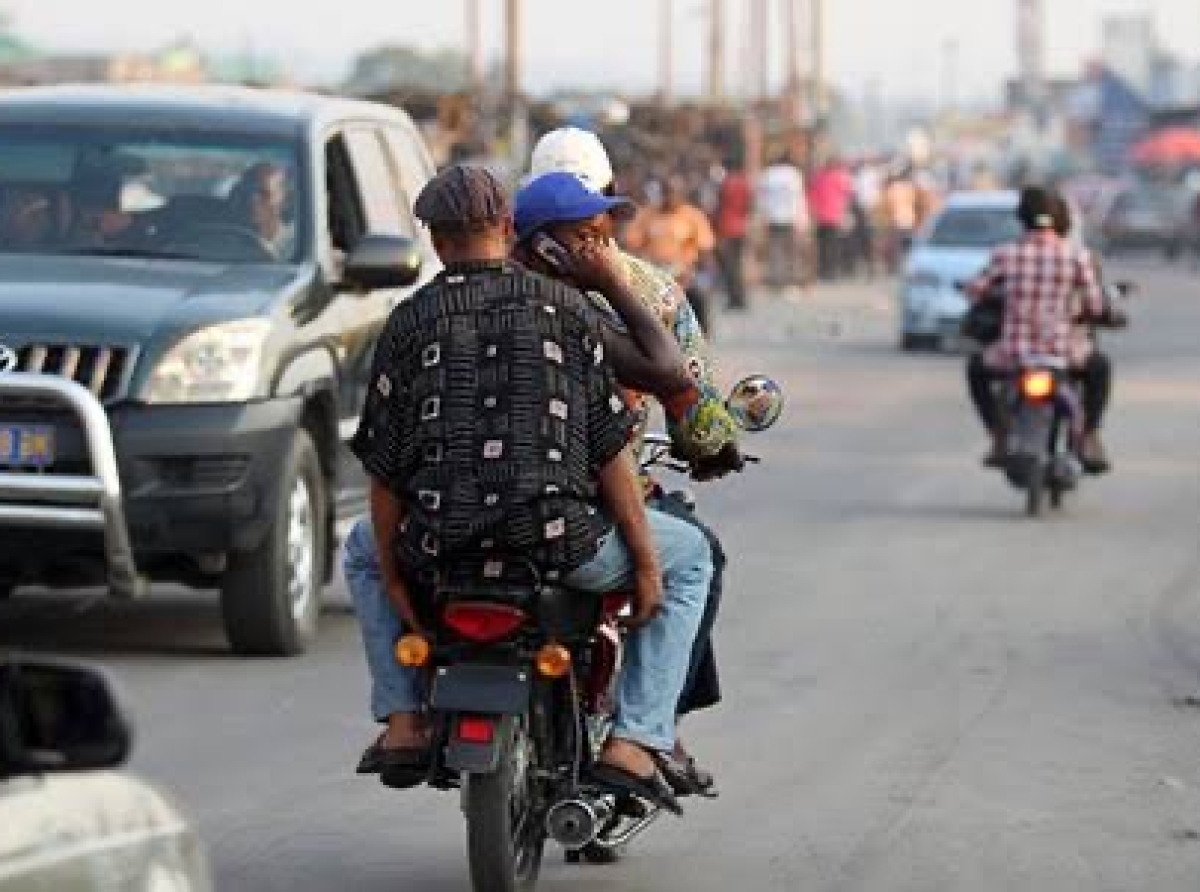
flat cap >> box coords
[414,164,511,230]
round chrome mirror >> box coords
[726,375,784,432]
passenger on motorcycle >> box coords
[346,164,711,814]
[965,186,1107,469]
[527,128,745,789]
[1050,192,1124,473]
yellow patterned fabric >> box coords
[590,252,740,470]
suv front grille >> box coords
[12,343,132,403]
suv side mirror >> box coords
[343,235,423,291]
[0,657,132,779]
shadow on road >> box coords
[0,588,355,659]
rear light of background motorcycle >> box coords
[535,643,572,678]
[394,634,431,667]
[443,602,528,642]
[1021,370,1055,401]
[456,715,495,745]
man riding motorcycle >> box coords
[348,130,742,801]
[347,164,711,814]
[965,186,1108,470]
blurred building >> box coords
[0,36,291,89]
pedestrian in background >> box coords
[715,158,752,311]
[756,152,811,296]
[808,155,854,282]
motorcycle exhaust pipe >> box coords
[546,797,613,850]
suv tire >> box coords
[221,429,327,656]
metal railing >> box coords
[0,372,144,598]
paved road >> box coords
[5,261,1200,891]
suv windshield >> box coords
[926,207,1023,249]
[0,124,306,263]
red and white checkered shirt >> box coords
[968,232,1104,368]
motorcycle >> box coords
[390,376,783,892]
[963,281,1131,517]
[1000,361,1082,516]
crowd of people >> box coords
[599,140,944,317]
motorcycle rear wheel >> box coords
[1024,458,1046,517]
[465,719,545,892]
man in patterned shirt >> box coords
[347,164,710,811]
[965,186,1107,467]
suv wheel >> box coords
[221,429,327,656]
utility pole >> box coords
[706,0,724,105]
[660,0,674,105]
[1016,0,1046,119]
[810,0,825,121]
[749,0,769,102]
[465,0,483,97]
[783,0,802,127]
[504,0,527,169]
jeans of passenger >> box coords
[344,519,421,721]
[651,492,726,716]
[343,510,711,754]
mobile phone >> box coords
[530,232,571,272]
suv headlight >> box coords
[144,320,272,404]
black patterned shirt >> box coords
[351,260,635,581]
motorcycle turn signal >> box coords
[395,634,431,668]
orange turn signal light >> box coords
[535,643,572,678]
[395,634,431,668]
[1021,370,1055,401]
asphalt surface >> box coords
[5,260,1200,891]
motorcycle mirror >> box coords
[726,375,784,432]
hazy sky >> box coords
[7,0,1200,101]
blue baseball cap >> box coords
[514,172,634,241]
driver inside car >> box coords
[227,161,294,260]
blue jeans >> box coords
[343,510,711,753]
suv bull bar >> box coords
[0,372,145,598]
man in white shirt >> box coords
[756,154,811,292]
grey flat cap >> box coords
[414,164,511,230]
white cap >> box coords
[529,127,614,193]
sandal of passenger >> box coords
[652,750,718,799]
[378,747,432,790]
[586,761,683,816]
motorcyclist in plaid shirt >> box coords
[965,186,1108,470]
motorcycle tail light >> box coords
[443,602,528,642]
[1020,370,1055,402]
[457,716,495,745]
[535,643,572,679]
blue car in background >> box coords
[898,191,1027,351]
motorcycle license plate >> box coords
[430,664,531,715]
[0,424,55,468]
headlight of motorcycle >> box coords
[143,320,272,404]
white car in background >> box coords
[0,657,211,891]
[898,191,1027,351]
